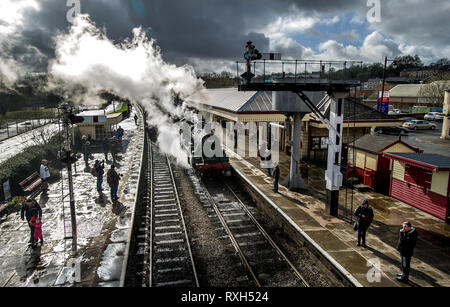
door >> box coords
[376,156,391,194]
[363,168,375,188]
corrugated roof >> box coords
[198,88,276,113]
[384,153,450,170]
[200,88,257,112]
[239,91,273,112]
[349,134,418,154]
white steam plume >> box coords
[49,15,207,166]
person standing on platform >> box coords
[83,141,91,169]
[110,136,120,164]
[354,199,374,247]
[94,160,105,193]
[107,165,120,201]
[29,216,44,246]
[20,199,42,244]
[396,221,418,283]
[39,160,50,194]
[102,137,110,161]
[272,164,280,193]
[134,114,138,125]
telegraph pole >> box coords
[60,102,78,255]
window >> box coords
[404,165,432,189]
[95,125,106,140]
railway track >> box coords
[201,179,310,287]
[126,138,199,287]
[147,142,199,287]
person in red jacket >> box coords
[29,216,44,246]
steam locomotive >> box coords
[180,120,232,178]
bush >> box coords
[0,139,62,197]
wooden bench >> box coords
[19,172,43,197]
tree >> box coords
[391,54,423,74]
[418,81,450,106]
[430,58,450,69]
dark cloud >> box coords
[3,0,450,74]
[15,0,364,70]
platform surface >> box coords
[0,110,144,287]
[228,149,450,287]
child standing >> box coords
[29,216,44,245]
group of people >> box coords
[92,160,122,201]
[101,126,124,164]
[354,199,418,283]
[21,199,44,247]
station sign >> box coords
[377,91,390,114]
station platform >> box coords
[0,109,145,287]
[227,149,450,287]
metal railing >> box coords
[0,118,57,142]
[235,59,364,86]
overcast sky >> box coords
[1,0,449,76]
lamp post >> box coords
[59,102,78,255]
[379,56,394,113]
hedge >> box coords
[0,137,62,198]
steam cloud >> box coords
[49,14,207,166]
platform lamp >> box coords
[59,102,78,255]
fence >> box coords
[0,118,56,142]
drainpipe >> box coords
[442,90,450,140]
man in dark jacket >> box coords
[102,138,110,161]
[94,160,105,193]
[21,199,42,244]
[396,221,418,282]
[107,165,120,201]
[354,199,374,247]
[272,164,280,193]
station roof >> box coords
[197,88,276,113]
[383,153,450,171]
[78,110,106,116]
[349,134,419,155]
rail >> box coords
[202,178,310,287]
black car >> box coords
[374,126,409,136]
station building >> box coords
[383,153,450,222]
[346,134,420,194]
[73,110,123,141]
[191,88,403,164]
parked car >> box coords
[400,117,416,123]
[374,126,409,136]
[424,112,443,121]
[403,120,437,130]
[435,113,445,121]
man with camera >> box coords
[396,221,418,283]
[106,165,121,201]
